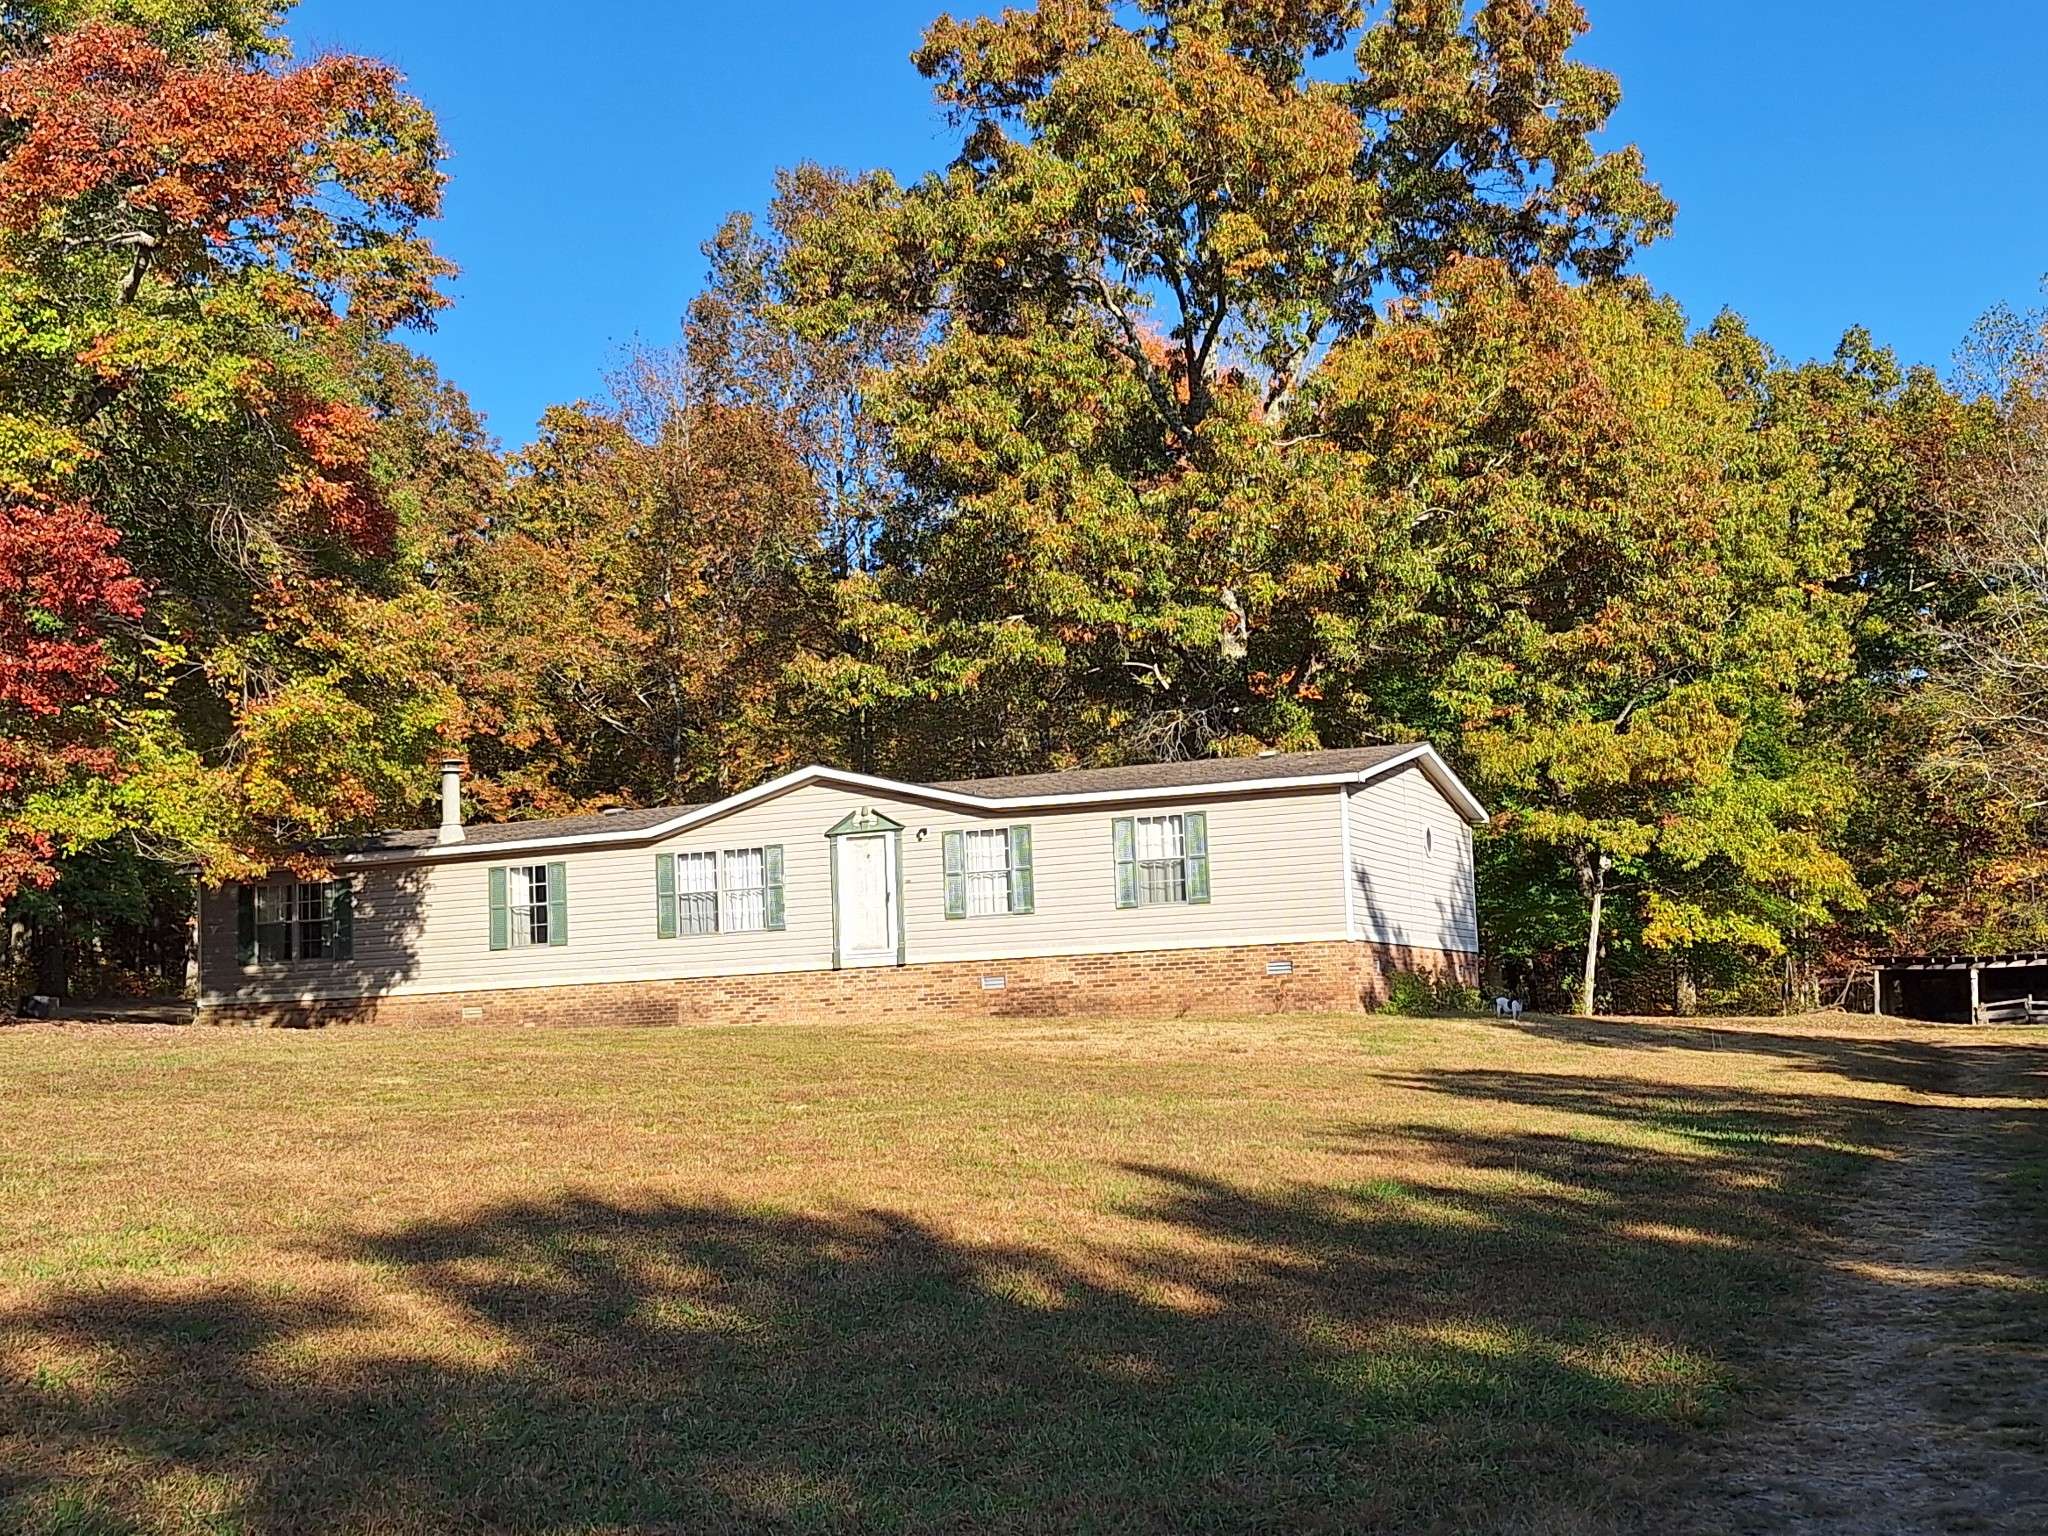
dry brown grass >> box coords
[0,1009,2039,1534]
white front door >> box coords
[836,833,896,965]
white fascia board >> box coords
[332,764,838,868]
[1388,748,1493,826]
[338,749,1490,868]
[906,747,1487,822]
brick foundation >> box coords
[200,941,1479,1029]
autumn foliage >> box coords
[278,394,396,555]
[0,20,452,329]
[0,0,2040,1013]
[0,6,456,898]
[0,498,145,899]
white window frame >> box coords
[963,829,1013,917]
[720,848,770,934]
[675,851,720,935]
[508,864,551,948]
[253,881,333,964]
[665,848,773,937]
[1134,815,1189,906]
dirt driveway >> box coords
[1683,1039,2048,1534]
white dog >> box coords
[1494,996,1524,1019]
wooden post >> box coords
[1873,967,1884,1017]
[1969,965,1982,1025]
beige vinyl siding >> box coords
[201,780,1357,1006]
[894,786,1345,963]
[1346,765,1480,955]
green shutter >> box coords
[1183,811,1211,905]
[330,881,354,961]
[942,830,967,919]
[763,845,786,931]
[236,885,256,964]
[1113,818,1138,909]
[488,866,509,952]
[655,855,677,940]
[547,861,569,946]
[1008,824,1034,914]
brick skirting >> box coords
[200,940,1479,1030]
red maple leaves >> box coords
[0,499,147,899]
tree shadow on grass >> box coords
[0,1077,1933,1536]
[1487,1015,2048,1102]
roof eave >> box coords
[335,750,1491,868]
[1395,746,1492,826]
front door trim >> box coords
[826,808,906,970]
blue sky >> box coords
[291,0,2048,447]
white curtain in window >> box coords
[722,849,767,932]
[676,852,719,934]
[964,829,1010,916]
[510,865,549,947]
[1134,816,1187,905]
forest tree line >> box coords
[3,0,2046,1013]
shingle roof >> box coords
[928,745,1420,800]
[331,804,699,856]
[328,744,1453,862]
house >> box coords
[197,745,1486,1028]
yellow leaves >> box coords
[1640,894,1786,956]
[0,411,94,495]
[137,633,193,705]
[1468,688,1743,804]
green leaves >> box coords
[1354,0,1674,290]
[0,5,468,889]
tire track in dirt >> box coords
[1682,1048,2048,1535]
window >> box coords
[722,848,768,933]
[964,831,1011,916]
[942,826,1034,918]
[254,883,294,963]
[1113,812,1211,908]
[508,865,551,948]
[490,862,567,951]
[237,881,351,964]
[295,882,332,959]
[1134,816,1187,905]
[655,847,785,939]
[675,852,719,935]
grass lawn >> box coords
[0,1010,2032,1534]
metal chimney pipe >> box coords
[437,757,466,845]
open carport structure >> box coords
[1876,953,2048,1024]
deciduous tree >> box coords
[0,497,145,900]
[751,0,1671,778]
[452,358,828,813]
[0,4,463,894]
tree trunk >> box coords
[1577,858,1608,1017]
[1781,951,1821,1016]
[31,917,66,1000]
[1674,954,1698,1017]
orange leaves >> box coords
[0,23,313,236]
[279,395,394,557]
[0,21,450,330]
